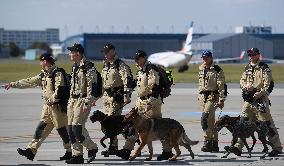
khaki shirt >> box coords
[11,65,65,104]
[240,60,272,96]
[198,62,226,101]
[70,58,98,105]
[136,61,160,100]
[102,56,133,95]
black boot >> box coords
[224,146,242,156]
[229,146,242,156]
[224,146,230,152]
[116,149,131,160]
[87,148,98,163]
[268,150,281,157]
[17,148,35,161]
[101,146,118,157]
[65,155,84,164]
[157,151,174,161]
[211,140,219,152]
[201,140,212,152]
[59,151,72,160]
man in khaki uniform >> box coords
[65,43,99,164]
[228,48,282,157]
[116,50,173,160]
[100,43,133,156]
[198,50,226,152]
[2,53,71,161]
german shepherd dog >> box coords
[90,110,136,155]
[123,108,199,161]
[215,115,273,158]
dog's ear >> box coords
[134,107,139,114]
[93,110,99,114]
[130,107,138,113]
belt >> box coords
[199,90,218,103]
[105,86,124,96]
[140,94,158,100]
[71,93,87,99]
[199,90,219,95]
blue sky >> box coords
[0,0,283,40]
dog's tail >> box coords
[100,136,107,148]
[180,127,199,146]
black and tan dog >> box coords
[123,108,199,161]
[90,110,136,157]
[215,115,273,158]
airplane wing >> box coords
[189,51,245,64]
[259,55,284,64]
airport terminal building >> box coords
[63,32,284,60]
[0,28,59,49]
[62,33,205,60]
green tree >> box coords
[9,42,21,57]
[30,42,52,53]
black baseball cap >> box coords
[247,48,260,56]
[201,50,212,57]
[101,43,115,54]
[39,53,55,63]
[67,43,84,54]
[134,50,147,60]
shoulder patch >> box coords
[259,62,269,70]
[213,65,222,73]
[84,61,94,69]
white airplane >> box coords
[148,22,194,72]
[189,51,245,64]
[259,55,284,64]
[148,22,246,72]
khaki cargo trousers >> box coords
[27,104,71,155]
[123,97,172,152]
[67,98,98,156]
[235,98,282,152]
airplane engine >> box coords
[178,65,189,72]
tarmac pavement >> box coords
[0,83,283,165]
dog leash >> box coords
[110,100,131,116]
[214,103,223,120]
[214,103,228,136]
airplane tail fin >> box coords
[259,54,263,60]
[240,50,245,60]
[181,21,194,53]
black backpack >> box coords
[145,64,174,99]
[258,62,274,94]
[105,59,136,90]
[41,67,71,113]
[213,65,228,97]
[80,61,103,98]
